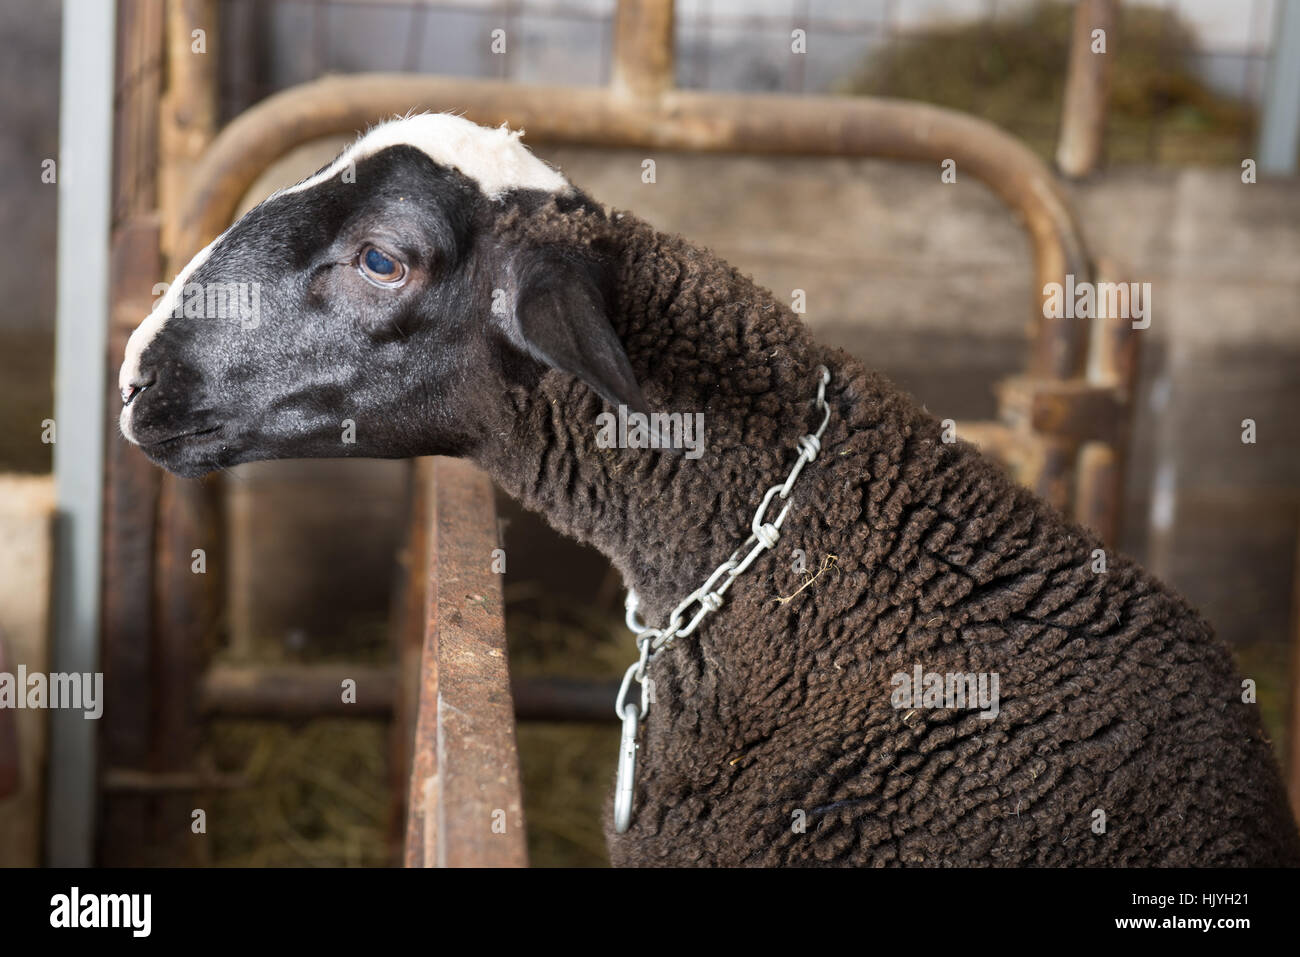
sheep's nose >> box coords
[121,380,152,407]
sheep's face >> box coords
[119,114,646,478]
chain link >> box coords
[613,365,832,833]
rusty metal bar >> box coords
[1056,0,1116,179]
[404,458,527,868]
[387,458,433,858]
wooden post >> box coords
[611,0,675,99]
[98,0,165,866]
[151,0,222,867]
[159,0,219,261]
[1056,0,1116,178]
[99,0,221,866]
[98,216,166,865]
[1075,257,1141,546]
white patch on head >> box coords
[278,112,570,201]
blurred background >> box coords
[1,0,1297,867]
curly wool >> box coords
[475,198,1300,867]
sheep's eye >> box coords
[358,245,407,287]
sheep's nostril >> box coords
[121,381,152,407]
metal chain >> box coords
[613,365,833,833]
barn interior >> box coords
[0,0,1298,868]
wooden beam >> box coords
[996,376,1126,446]
[199,664,398,719]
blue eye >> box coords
[358,244,407,285]
[365,247,394,273]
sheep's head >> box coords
[119,113,647,478]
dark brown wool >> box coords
[476,199,1300,866]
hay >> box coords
[199,577,630,868]
[505,579,629,867]
[207,718,392,867]
[836,1,1255,166]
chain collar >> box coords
[612,366,833,833]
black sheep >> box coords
[119,114,1300,866]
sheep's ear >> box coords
[511,251,649,414]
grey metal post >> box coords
[1260,0,1300,175]
[48,0,116,867]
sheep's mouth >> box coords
[137,424,222,451]
[134,424,230,478]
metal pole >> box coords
[1260,0,1300,175]
[49,0,116,867]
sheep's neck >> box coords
[475,217,839,625]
